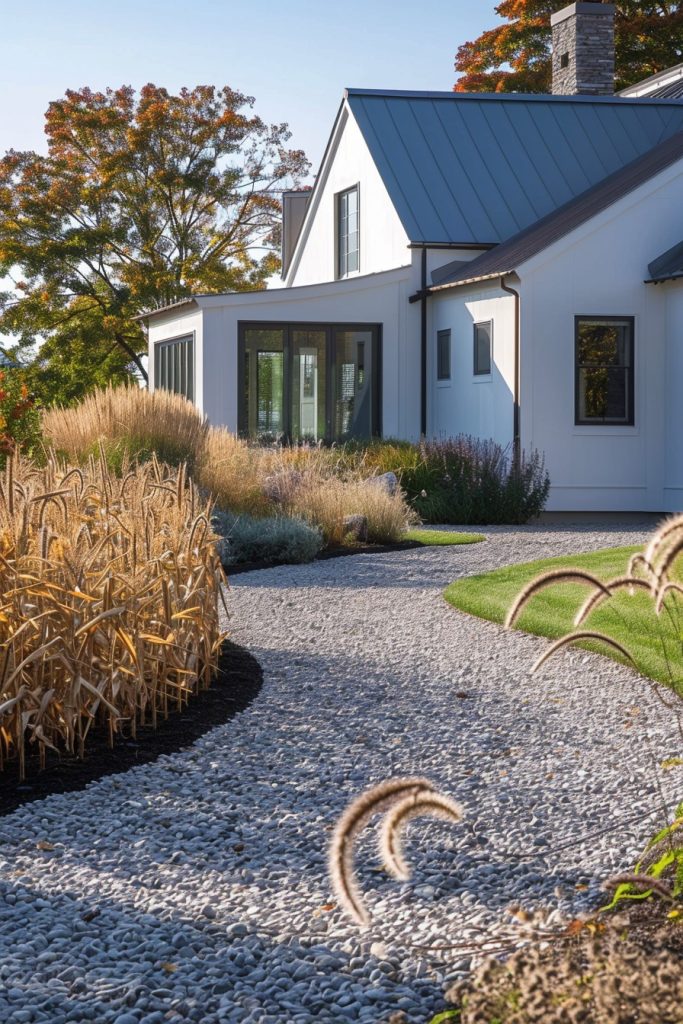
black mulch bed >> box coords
[225,539,424,576]
[0,641,263,817]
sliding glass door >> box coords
[238,323,381,442]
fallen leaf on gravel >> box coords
[575,883,589,892]
[36,840,55,851]
[455,691,470,699]
[661,757,683,770]
[160,962,178,973]
[82,909,100,923]
[232,843,245,853]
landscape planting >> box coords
[0,450,224,778]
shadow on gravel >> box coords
[0,878,448,1023]
[0,641,263,817]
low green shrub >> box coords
[214,511,323,566]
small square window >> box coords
[437,329,451,381]
[560,52,570,69]
[474,322,492,376]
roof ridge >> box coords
[345,87,683,106]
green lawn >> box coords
[444,545,683,691]
[405,529,485,547]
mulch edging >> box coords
[0,641,263,817]
[225,539,424,576]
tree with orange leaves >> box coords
[0,85,309,392]
[455,1,683,93]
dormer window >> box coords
[337,185,359,277]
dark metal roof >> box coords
[647,239,683,283]
[620,63,683,100]
[429,130,683,291]
[345,89,683,246]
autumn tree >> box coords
[455,1,683,93]
[0,84,309,397]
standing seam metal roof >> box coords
[345,89,683,246]
[427,130,683,290]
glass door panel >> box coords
[291,330,326,441]
[334,329,374,440]
[240,328,285,439]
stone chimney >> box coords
[551,2,616,96]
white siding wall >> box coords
[148,269,421,440]
[428,284,516,448]
[519,162,683,512]
[664,282,683,511]
[286,107,410,286]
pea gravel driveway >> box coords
[0,522,681,1024]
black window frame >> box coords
[336,184,360,278]
[473,321,492,377]
[574,315,635,427]
[237,320,382,442]
[153,332,195,401]
[436,329,451,381]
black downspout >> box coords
[420,247,427,437]
[500,276,521,467]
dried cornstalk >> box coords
[0,452,226,778]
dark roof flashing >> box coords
[647,238,683,283]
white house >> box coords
[142,2,683,513]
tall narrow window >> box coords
[337,186,359,277]
[437,330,451,381]
[575,316,634,425]
[154,335,194,400]
[474,322,492,376]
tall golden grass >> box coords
[0,451,225,778]
[42,387,418,541]
[42,385,210,470]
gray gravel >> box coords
[0,521,681,1024]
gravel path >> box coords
[1,522,681,1024]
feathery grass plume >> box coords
[652,535,683,595]
[655,581,683,616]
[627,550,655,582]
[505,570,612,629]
[643,513,683,574]
[380,791,463,882]
[573,575,652,627]
[329,777,435,929]
[531,631,639,675]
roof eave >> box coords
[134,298,199,322]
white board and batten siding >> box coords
[517,159,683,513]
[285,103,411,288]
[429,284,517,449]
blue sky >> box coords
[0,0,492,174]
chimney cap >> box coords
[551,2,615,28]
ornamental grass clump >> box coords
[42,384,210,471]
[0,450,225,779]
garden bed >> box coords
[0,640,262,817]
